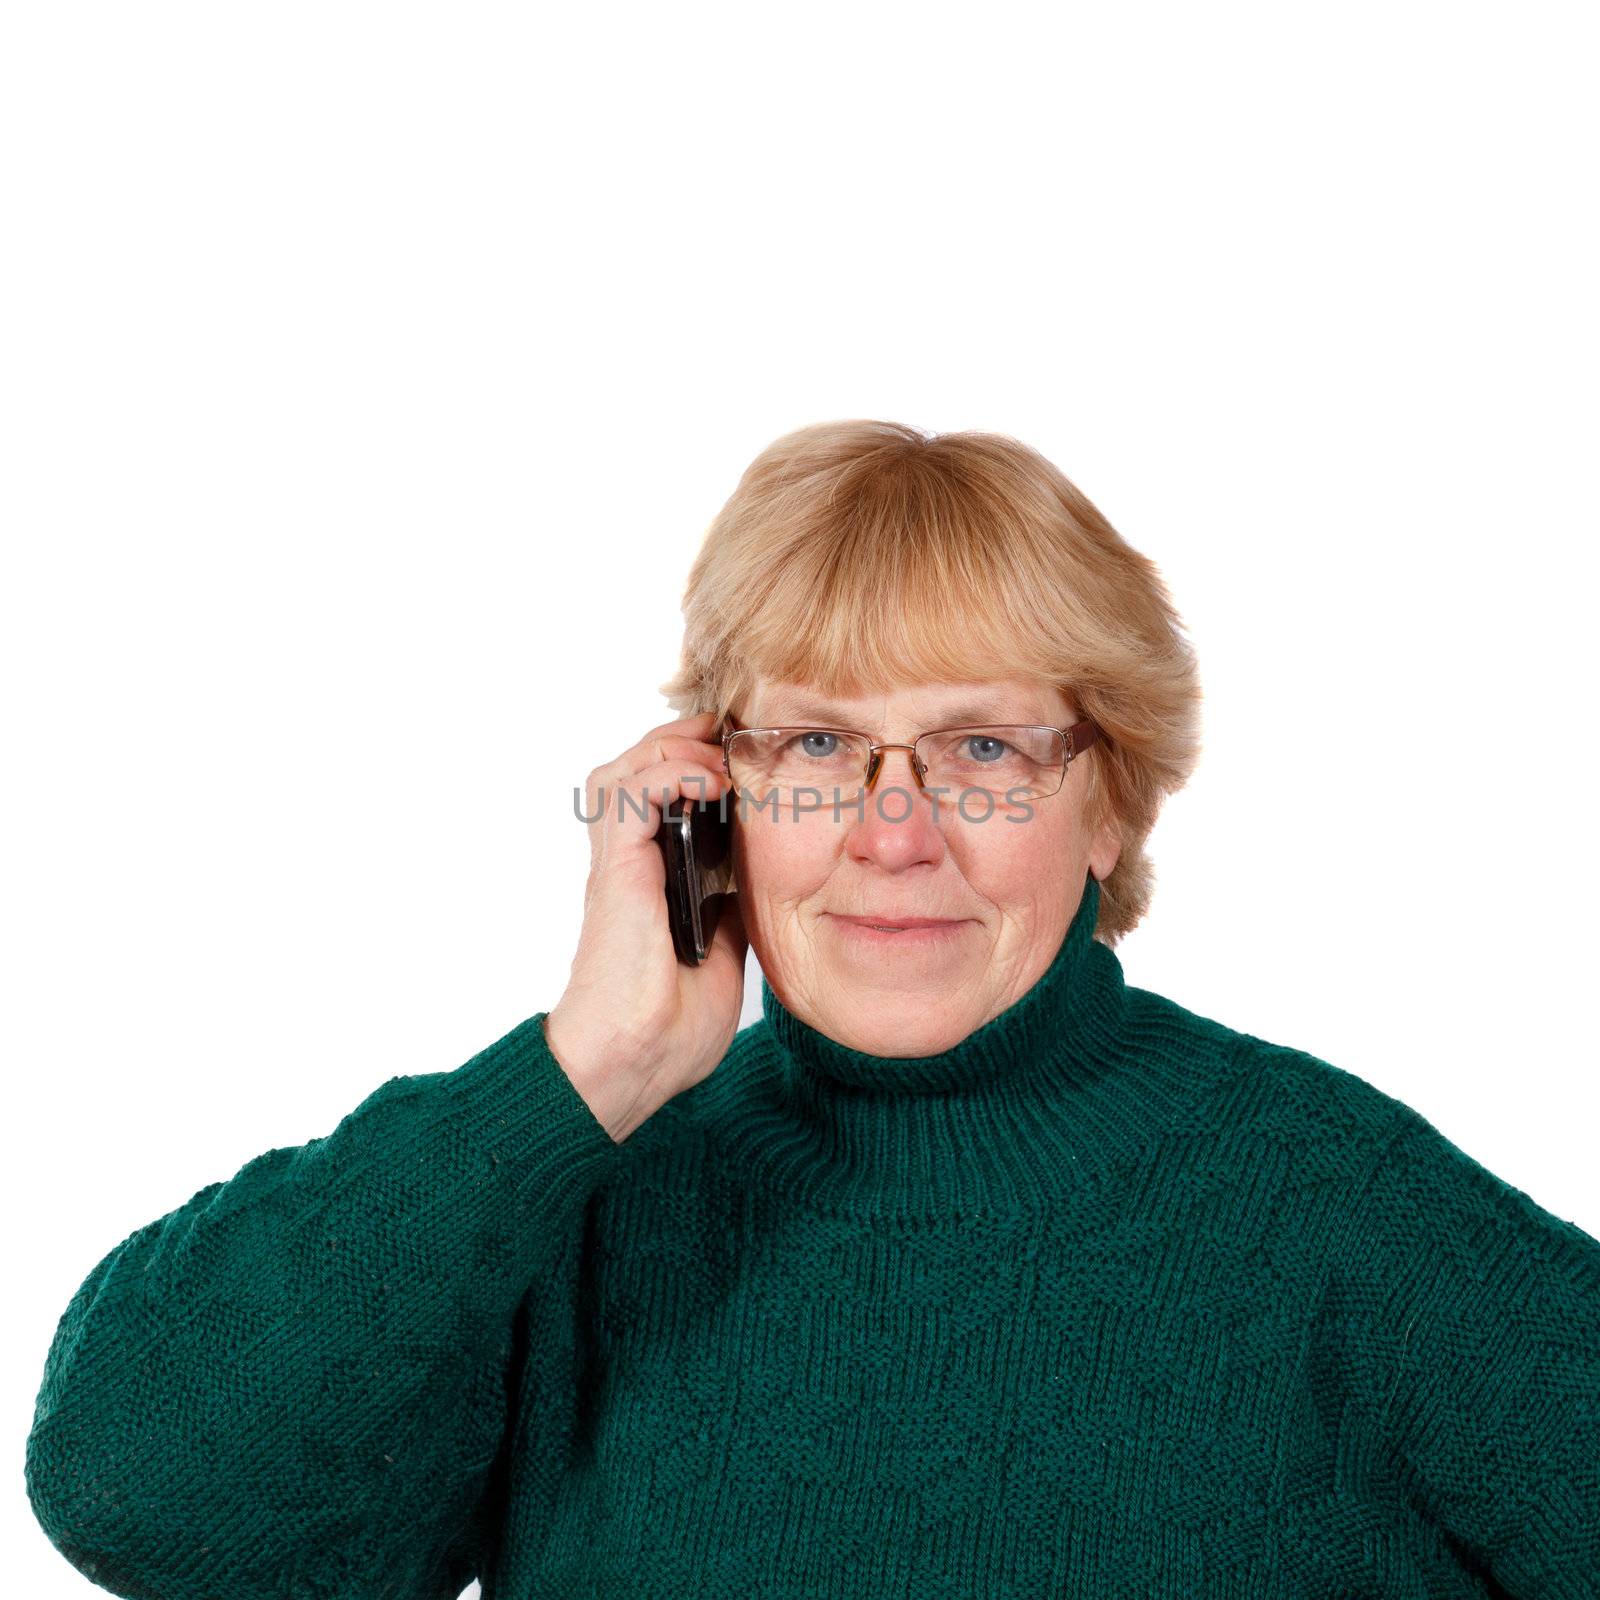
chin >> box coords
[830,1003,968,1057]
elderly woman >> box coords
[27,422,1599,1598]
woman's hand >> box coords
[544,710,749,1143]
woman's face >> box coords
[731,677,1123,1057]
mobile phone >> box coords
[656,792,734,965]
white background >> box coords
[6,3,1596,1593]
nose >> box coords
[847,745,946,873]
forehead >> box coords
[748,678,1072,727]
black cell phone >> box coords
[656,792,733,965]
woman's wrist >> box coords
[543,1005,655,1144]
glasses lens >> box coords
[917,726,1066,799]
[726,728,872,801]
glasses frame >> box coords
[719,716,1102,801]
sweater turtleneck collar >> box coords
[723,871,1208,1222]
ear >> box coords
[1087,819,1123,885]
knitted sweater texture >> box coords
[25,878,1600,1598]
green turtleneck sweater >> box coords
[25,879,1600,1597]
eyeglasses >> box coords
[721,717,1102,805]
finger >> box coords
[598,756,732,847]
[609,730,731,782]
[582,734,726,810]
[580,734,726,828]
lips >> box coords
[831,915,962,930]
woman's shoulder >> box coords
[1149,991,1599,1267]
[1126,984,1416,1182]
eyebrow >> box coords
[755,697,1048,729]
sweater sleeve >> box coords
[1345,1106,1600,1598]
[24,1011,621,1600]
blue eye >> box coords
[797,732,838,757]
[964,735,1008,763]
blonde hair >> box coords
[658,419,1202,943]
